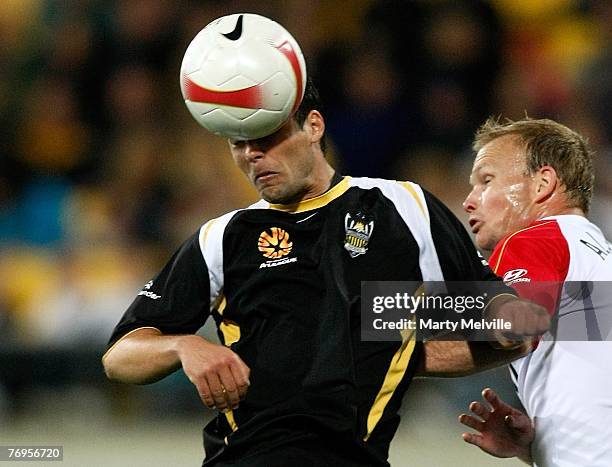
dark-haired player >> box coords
[103,81,548,466]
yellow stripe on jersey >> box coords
[268,176,351,213]
[364,330,417,441]
[492,221,555,274]
[399,182,426,219]
[224,409,238,433]
[215,295,227,315]
[201,217,218,246]
[214,294,241,347]
[219,320,241,347]
[215,293,240,432]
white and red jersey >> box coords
[490,215,612,467]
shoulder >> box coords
[198,203,266,252]
[494,220,566,254]
[348,176,429,217]
[490,219,570,279]
[347,176,420,195]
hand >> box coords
[177,335,250,411]
[486,296,550,348]
[459,388,534,462]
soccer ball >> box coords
[180,13,307,141]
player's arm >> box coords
[103,328,250,411]
[417,340,531,377]
[482,293,549,349]
[459,387,534,464]
[416,293,548,376]
[103,327,179,383]
[102,231,249,410]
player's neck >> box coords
[530,188,586,221]
[302,160,336,200]
[535,205,585,221]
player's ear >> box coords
[533,165,558,202]
[304,110,324,147]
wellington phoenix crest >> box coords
[344,213,374,258]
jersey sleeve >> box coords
[423,190,507,284]
[106,232,211,348]
[489,222,570,315]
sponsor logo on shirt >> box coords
[344,212,374,258]
[502,268,531,285]
[259,257,298,268]
[258,227,293,259]
[138,280,162,300]
[258,227,298,268]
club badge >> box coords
[344,212,374,258]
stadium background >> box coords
[0,1,610,465]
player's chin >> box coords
[260,186,286,204]
[260,184,300,204]
[475,232,495,252]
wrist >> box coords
[482,293,517,320]
[174,334,203,359]
[483,294,522,349]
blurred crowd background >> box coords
[0,0,610,465]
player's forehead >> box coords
[471,135,525,175]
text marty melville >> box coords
[372,318,512,332]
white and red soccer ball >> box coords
[180,13,307,140]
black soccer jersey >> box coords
[107,175,505,466]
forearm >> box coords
[102,327,191,384]
[417,340,530,377]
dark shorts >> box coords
[204,433,388,467]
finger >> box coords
[217,367,241,409]
[508,308,534,338]
[482,388,499,406]
[462,432,484,448]
[195,379,215,409]
[469,401,490,421]
[229,362,250,400]
[537,312,551,334]
[199,393,216,409]
[483,388,513,413]
[528,307,550,336]
[231,356,251,388]
[505,414,532,434]
[458,413,484,432]
[207,375,230,411]
[236,380,249,400]
[514,310,527,336]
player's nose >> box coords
[243,140,265,161]
[463,189,477,213]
